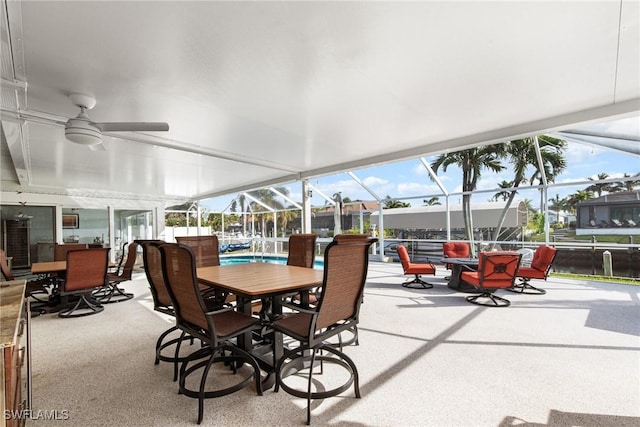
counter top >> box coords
[0,279,26,348]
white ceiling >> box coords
[1,1,639,209]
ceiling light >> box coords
[65,116,102,145]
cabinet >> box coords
[2,221,30,268]
[1,280,30,427]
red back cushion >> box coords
[397,245,411,270]
[531,246,557,272]
[443,242,470,259]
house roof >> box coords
[576,191,640,206]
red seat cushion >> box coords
[517,266,547,279]
[405,263,436,275]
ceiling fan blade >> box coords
[88,142,106,151]
[96,122,169,132]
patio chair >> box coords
[442,241,471,270]
[397,244,436,288]
[95,242,138,303]
[509,245,557,295]
[611,219,624,227]
[176,235,231,309]
[626,219,637,227]
[159,243,263,424]
[272,237,375,425]
[460,251,521,307]
[54,243,88,261]
[58,248,110,318]
[141,241,198,382]
[275,234,318,314]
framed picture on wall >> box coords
[62,214,79,229]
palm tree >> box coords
[548,194,569,225]
[488,135,566,247]
[566,189,594,212]
[615,172,640,192]
[383,195,410,209]
[431,146,506,248]
[422,197,441,206]
[247,187,289,236]
[585,173,614,196]
[491,180,513,202]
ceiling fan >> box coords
[64,93,169,150]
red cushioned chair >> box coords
[442,242,471,270]
[509,246,557,295]
[397,244,436,289]
[460,251,522,307]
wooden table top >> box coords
[31,261,67,274]
[0,279,26,348]
[31,260,115,274]
[197,263,324,297]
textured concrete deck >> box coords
[28,261,640,426]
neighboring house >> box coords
[575,191,640,235]
[369,200,529,241]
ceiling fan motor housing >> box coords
[65,118,103,145]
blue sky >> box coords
[201,117,640,213]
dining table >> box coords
[196,262,323,376]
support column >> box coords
[302,179,312,233]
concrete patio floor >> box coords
[28,261,640,426]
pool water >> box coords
[220,255,323,269]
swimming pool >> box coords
[219,254,323,269]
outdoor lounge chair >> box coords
[397,244,436,288]
[272,237,375,425]
[442,241,471,270]
[460,251,521,307]
[159,243,263,424]
[509,245,557,295]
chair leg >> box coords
[402,275,434,289]
[466,292,511,307]
[95,283,134,303]
[276,343,360,425]
[58,293,104,318]
[507,278,547,295]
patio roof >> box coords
[1,1,639,209]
